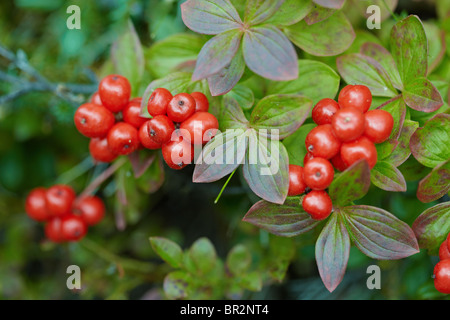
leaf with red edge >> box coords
[371,161,407,192]
[208,47,245,96]
[192,29,243,81]
[242,25,298,81]
[243,198,320,237]
[410,113,450,168]
[341,205,420,259]
[412,202,450,253]
[244,0,284,26]
[385,119,419,167]
[402,77,444,113]
[417,160,450,203]
[303,5,335,25]
[313,0,345,9]
[315,212,350,293]
[220,96,249,130]
[181,0,243,35]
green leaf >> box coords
[376,139,398,161]
[181,0,243,35]
[341,205,420,259]
[377,96,406,141]
[423,22,445,74]
[265,236,295,282]
[303,5,335,25]
[390,15,428,85]
[145,33,205,78]
[244,0,284,25]
[163,270,192,300]
[150,237,184,269]
[225,84,254,110]
[410,113,450,168]
[371,161,407,192]
[226,244,252,275]
[282,123,316,166]
[243,133,289,204]
[243,198,320,237]
[239,271,262,292]
[417,160,450,203]
[189,237,217,274]
[313,0,345,9]
[328,160,371,208]
[385,119,419,167]
[336,53,397,97]
[137,153,165,194]
[220,96,249,130]
[402,77,444,113]
[412,202,450,253]
[284,11,355,56]
[315,212,350,293]
[266,60,340,104]
[265,0,314,26]
[243,25,298,80]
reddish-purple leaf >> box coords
[220,96,249,130]
[242,25,298,81]
[243,198,320,237]
[341,205,420,260]
[181,0,243,35]
[313,0,345,9]
[315,212,350,293]
[412,202,450,253]
[371,161,407,192]
[207,48,245,96]
[417,160,450,203]
[402,77,444,113]
[192,29,243,81]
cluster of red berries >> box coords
[25,185,105,242]
[288,84,394,221]
[146,88,219,170]
[434,232,450,294]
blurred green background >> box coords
[0,0,448,300]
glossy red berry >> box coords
[107,122,140,155]
[45,217,64,242]
[302,190,333,221]
[74,103,115,138]
[433,259,450,294]
[167,93,196,123]
[288,165,307,196]
[340,136,378,169]
[147,115,175,144]
[180,112,219,145]
[338,84,372,113]
[364,109,394,143]
[46,185,76,217]
[331,153,348,172]
[312,98,340,125]
[331,107,365,142]
[147,88,173,117]
[73,196,105,226]
[25,187,51,221]
[98,74,131,113]
[303,152,314,166]
[123,98,147,129]
[439,240,450,261]
[305,124,341,159]
[138,121,161,150]
[90,91,102,105]
[89,137,118,163]
[447,232,450,253]
[60,214,88,242]
[161,131,194,170]
[303,157,334,190]
[191,92,209,112]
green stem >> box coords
[381,0,399,22]
[214,169,236,204]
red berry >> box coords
[288,165,307,196]
[161,131,194,170]
[107,122,140,155]
[439,240,450,261]
[46,185,76,217]
[338,84,372,113]
[312,98,340,125]
[340,136,378,169]
[147,115,175,144]
[303,157,334,190]
[167,93,196,123]
[98,74,131,113]
[25,187,51,221]
[447,232,450,254]
[60,214,88,242]
[73,196,105,226]
[331,107,365,142]
[191,92,209,112]
[89,137,118,163]
[138,121,161,150]
[180,112,219,145]
[123,98,147,129]
[90,91,102,105]
[305,124,341,159]
[331,153,348,172]
[364,109,394,143]
[74,103,115,138]
[45,217,64,242]
[302,190,333,221]
[147,88,173,117]
[303,152,314,166]
[433,259,450,294]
